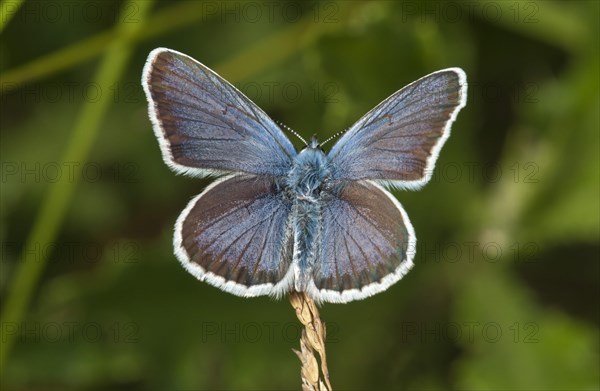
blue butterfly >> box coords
[142,48,467,303]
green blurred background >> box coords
[1,1,598,390]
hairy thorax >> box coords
[286,147,330,199]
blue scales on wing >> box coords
[328,69,467,189]
[175,175,295,297]
[143,48,296,177]
[310,180,415,302]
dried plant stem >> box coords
[289,292,333,391]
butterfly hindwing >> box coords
[175,175,295,297]
[308,180,416,303]
[328,68,467,189]
[142,48,296,177]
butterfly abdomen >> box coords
[292,198,321,290]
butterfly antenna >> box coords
[277,121,307,146]
[320,128,349,147]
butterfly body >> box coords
[142,48,467,303]
[284,139,333,291]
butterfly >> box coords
[142,48,467,303]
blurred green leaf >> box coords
[0,0,155,371]
[453,269,599,390]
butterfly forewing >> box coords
[328,68,467,189]
[143,48,296,177]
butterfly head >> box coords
[309,135,320,149]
